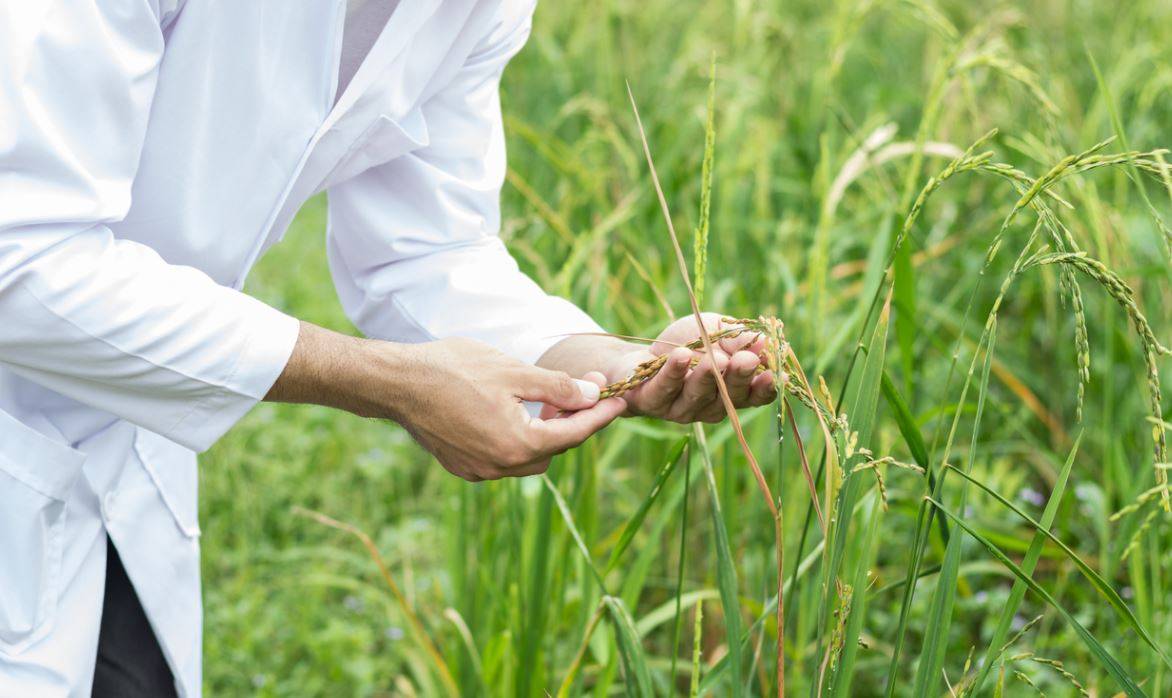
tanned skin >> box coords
[266,313,777,481]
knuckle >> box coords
[550,373,577,400]
[684,388,709,407]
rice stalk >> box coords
[628,82,785,695]
[690,601,704,697]
[556,602,606,698]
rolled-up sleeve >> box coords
[0,1,299,451]
[325,1,601,365]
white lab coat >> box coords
[0,0,599,695]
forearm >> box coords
[263,323,626,482]
[264,321,411,420]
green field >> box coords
[201,1,1172,695]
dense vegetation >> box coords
[202,1,1172,694]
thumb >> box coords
[515,368,601,411]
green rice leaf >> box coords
[542,474,608,592]
[696,425,743,695]
[972,433,1083,692]
[604,436,689,574]
[912,319,997,696]
[927,499,1146,697]
[603,595,655,697]
[947,457,1172,673]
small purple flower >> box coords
[1019,487,1045,507]
[385,626,405,641]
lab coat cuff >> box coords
[165,305,301,452]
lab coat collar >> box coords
[326,0,442,129]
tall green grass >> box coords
[201,0,1171,695]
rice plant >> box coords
[200,1,1172,695]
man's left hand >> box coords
[597,313,780,423]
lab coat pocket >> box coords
[323,110,431,188]
[134,428,201,539]
[0,409,86,653]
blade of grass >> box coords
[542,473,656,695]
[604,436,689,574]
[825,294,891,696]
[542,474,608,591]
[604,595,656,697]
[690,601,704,697]
[927,499,1147,697]
[971,433,1083,692]
[695,426,744,695]
[556,602,607,698]
[880,369,951,544]
[947,460,1172,672]
[911,318,998,696]
[670,442,693,689]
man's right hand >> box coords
[265,323,626,481]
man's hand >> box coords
[266,323,626,481]
[538,313,780,423]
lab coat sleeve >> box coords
[0,1,300,451]
[326,2,602,365]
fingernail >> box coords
[574,379,601,402]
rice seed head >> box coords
[598,326,751,398]
[1030,657,1089,697]
[1012,670,1042,694]
[1023,250,1170,504]
[692,55,716,307]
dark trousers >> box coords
[91,538,178,697]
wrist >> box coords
[538,334,639,380]
[344,338,418,422]
[265,321,414,420]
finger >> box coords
[700,403,729,423]
[581,370,608,387]
[526,397,627,452]
[508,458,552,478]
[541,371,609,419]
[631,347,691,413]
[749,371,782,406]
[713,317,757,355]
[723,350,760,405]
[650,312,724,355]
[670,350,728,421]
[515,368,601,411]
